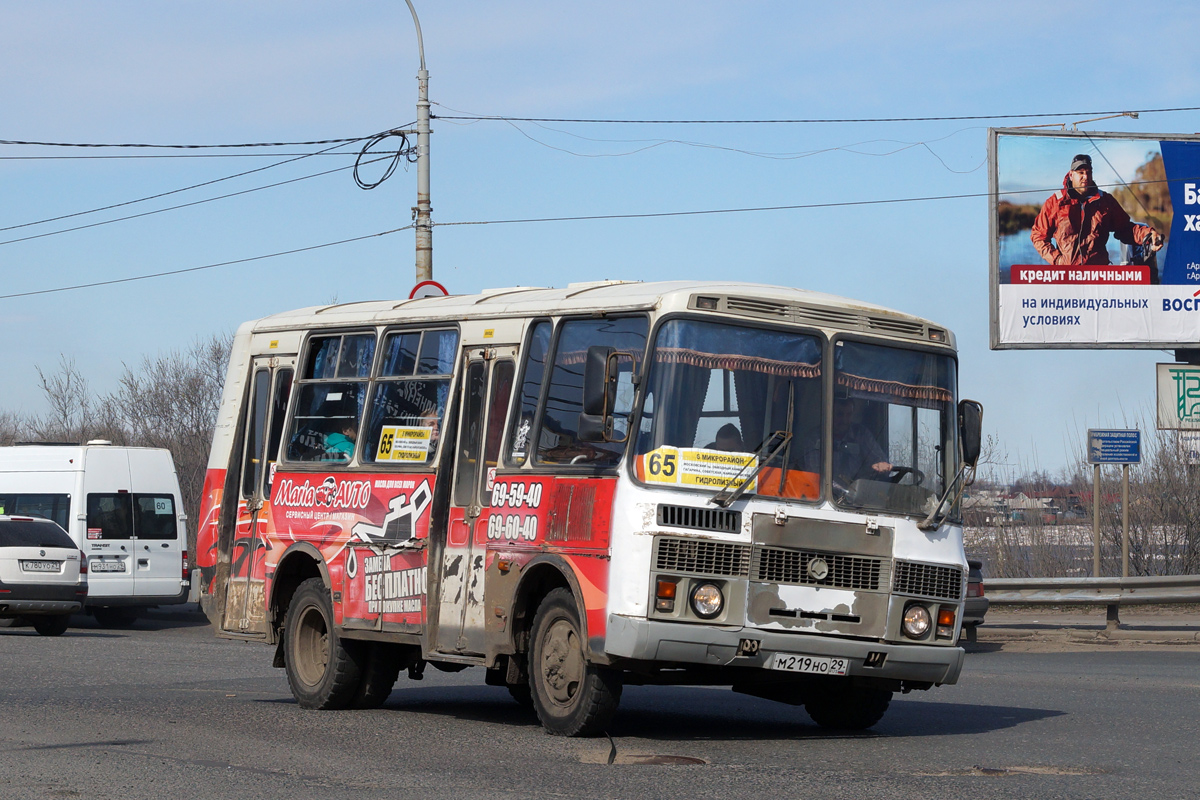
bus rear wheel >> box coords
[528,588,621,736]
[284,577,364,709]
[351,643,407,709]
[804,684,892,730]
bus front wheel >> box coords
[804,684,892,730]
[528,588,621,736]
[284,577,364,709]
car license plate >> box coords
[20,560,62,572]
[770,653,849,676]
[90,561,126,573]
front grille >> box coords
[753,547,884,590]
[658,504,740,533]
[654,537,751,578]
[892,560,964,601]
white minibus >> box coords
[0,442,189,626]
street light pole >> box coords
[404,0,432,283]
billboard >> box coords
[990,128,1200,349]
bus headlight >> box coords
[690,583,724,619]
[902,604,932,638]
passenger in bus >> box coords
[417,406,441,453]
[322,422,358,462]
[831,401,890,483]
[705,423,744,452]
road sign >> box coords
[1087,429,1141,464]
[1157,363,1200,430]
[1178,431,1200,465]
[409,280,449,300]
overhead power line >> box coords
[3,177,1183,300]
[432,177,1185,227]
[432,105,1200,125]
[0,153,397,247]
[0,138,364,234]
[0,136,369,149]
[0,226,412,300]
[0,153,363,160]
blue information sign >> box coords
[1087,429,1141,464]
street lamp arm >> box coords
[403,0,427,71]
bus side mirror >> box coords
[579,346,634,444]
[582,346,616,417]
[959,399,983,468]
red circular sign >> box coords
[409,280,449,300]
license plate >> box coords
[20,560,62,572]
[90,561,126,573]
[770,653,849,676]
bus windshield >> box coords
[831,340,957,516]
[635,319,823,501]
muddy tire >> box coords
[528,588,621,736]
[804,684,892,730]
[351,643,406,709]
[33,614,70,636]
[284,577,364,709]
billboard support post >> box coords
[1087,428,1141,582]
[1122,463,1130,579]
[1093,464,1101,577]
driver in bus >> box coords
[831,401,891,483]
[705,423,744,452]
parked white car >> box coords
[0,515,87,635]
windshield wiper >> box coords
[709,430,792,508]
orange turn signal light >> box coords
[937,607,957,627]
[656,580,677,599]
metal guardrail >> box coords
[987,575,1200,606]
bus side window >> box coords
[286,333,375,463]
[534,316,648,467]
[241,370,270,498]
[507,320,552,466]
[264,368,293,497]
[362,328,458,466]
[479,361,515,506]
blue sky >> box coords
[4,1,1200,479]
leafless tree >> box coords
[969,412,1200,578]
[0,410,25,446]
[106,333,232,555]
[10,335,231,558]
[24,356,125,445]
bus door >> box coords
[435,347,516,655]
[223,356,294,634]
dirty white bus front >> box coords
[599,311,980,728]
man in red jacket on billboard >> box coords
[1031,153,1163,267]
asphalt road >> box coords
[2,608,1198,800]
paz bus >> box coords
[197,280,982,736]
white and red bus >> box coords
[197,280,982,735]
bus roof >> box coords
[242,280,947,340]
